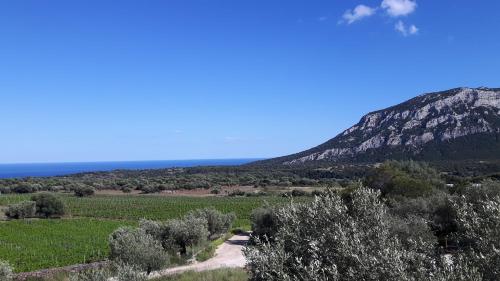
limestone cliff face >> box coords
[258,87,500,165]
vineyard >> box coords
[0,193,295,272]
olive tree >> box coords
[109,227,168,274]
[187,208,235,239]
[250,205,279,241]
[244,188,479,281]
[31,192,65,218]
[163,216,208,255]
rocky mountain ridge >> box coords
[257,87,500,165]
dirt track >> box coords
[148,233,249,279]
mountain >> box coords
[256,87,500,166]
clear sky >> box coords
[1,0,499,163]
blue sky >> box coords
[1,0,499,163]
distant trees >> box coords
[245,188,487,281]
[364,160,443,198]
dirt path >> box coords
[148,233,249,279]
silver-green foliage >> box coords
[187,208,235,238]
[453,194,500,280]
[5,201,36,219]
[0,260,14,281]
[244,188,480,281]
[109,227,168,274]
[69,268,110,281]
[116,264,148,281]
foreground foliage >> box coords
[245,188,496,280]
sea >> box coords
[0,159,261,179]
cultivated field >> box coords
[0,193,294,272]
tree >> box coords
[164,216,208,255]
[250,206,279,241]
[187,208,235,239]
[109,227,168,274]
[73,185,96,197]
[244,188,478,281]
[31,192,65,218]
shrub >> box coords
[69,268,109,281]
[0,260,14,281]
[109,227,168,274]
[5,201,36,219]
[116,264,148,281]
[31,192,65,218]
[74,186,96,197]
[187,208,235,239]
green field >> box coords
[0,218,133,272]
[0,193,294,272]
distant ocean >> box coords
[0,159,261,179]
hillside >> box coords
[255,87,500,166]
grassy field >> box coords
[0,193,295,272]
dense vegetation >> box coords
[246,161,500,280]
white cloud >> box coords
[409,24,418,34]
[341,5,377,24]
[381,0,417,17]
[395,20,418,36]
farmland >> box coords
[0,193,296,272]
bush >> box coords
[5,201,36,219]
[69,268,109,281]
[74,186,95,197]
[31,193,65,218]
[109,227,168,274]
[0,260,13,281]
[116,264,148,281]
[187,208,235,239]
